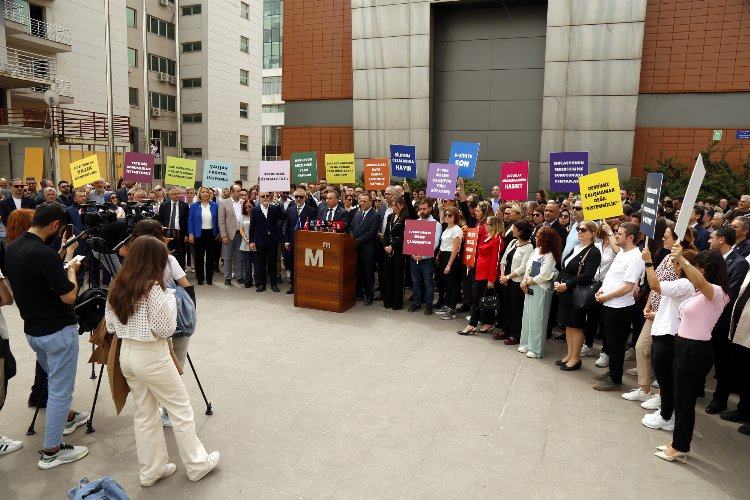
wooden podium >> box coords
[294,231,357,313]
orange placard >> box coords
[364,158,389,191]
[462,227,478,267]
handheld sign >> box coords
[164,156,196,188]
[123,152,154,184]
[390,145,416,179]
[203,160,234,187]
[259,160,291,192]
[674,155,706,241]
[640,173,663,239]
[449,142,480,178]
[426,163,458,199]
[364,159,389,191]
[325,153,355,184]
[579,168,623,220]
[500,161,529,201]
[70,155,101,188]
[462,228,478,267]
[550,152,588,192]
[403,219,438,256]
[291,152,317,183]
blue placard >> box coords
[449,142,480,178]
[737,130,750,140]
[390,144,417,179]
[203,160,234,187]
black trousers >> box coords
[732,343,750,417]
[672,336,714,452]
[382,253,406,309]
[168,233,187,270]
[502,280,524,338]
[436,251,461,309]
[193,230,217,284]
[584,303,602,348]
[603,305,634,384]
[711,330,733,405]
[254,243,278,286]
[356,249,375,300]
[287,244,295,284]
[652,335,676,420]
[469,280,494,327]
[461,266,474,308]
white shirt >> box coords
[261,204,268,218]
[381,206,393,234]
[232,199,243,225]
[105,284,177,342]
[600,246,645,308]
[440,225,463,252]
[652,278,694,337]
[13,197,21,209]
[163,255,186,288]
[200,203,212,230]
[168,201,181,230]
[563,243,586,269]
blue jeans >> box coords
[26,324,79,448]
[240,250,253,284]
[410,257,435,306]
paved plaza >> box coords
[1,282,748,499]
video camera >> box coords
[121,201,158,231]
[79,203,118,228]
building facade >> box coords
[262,0,283,162]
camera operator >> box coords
[105,236,219,486]
[5,202,90,469]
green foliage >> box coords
[405,177,427,193]
[621,176,645,198]
[462,179,486,199]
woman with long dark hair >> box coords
[382,195,413,310]
[105,236,219,485]
[496,220,533,344]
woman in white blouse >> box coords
[105,236,219,487]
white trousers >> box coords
[119,337,210,483]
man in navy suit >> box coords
[159,187,190,269]
[249,191,283,292]
[283,187,317,294]
[349,193,381,305]
[317,190,348,232]
[0,178,36,225]
[690,204,710,251]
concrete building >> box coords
[262,0,283,162]
[282,0,750,191]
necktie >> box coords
[327,208,333,221]
[169,202,177,229]
[297,206,303,217]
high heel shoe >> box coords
[458,328,477,335]
[654,449,688,463]
[655,445,669,452]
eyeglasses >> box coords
[560,214,569,217]
[573,207,583,211]
[294,195,305,199]
[576,227,589,233]
[532,213,542,217]
[445,214,454,218]
[13,184,24,188]
[260,194,270,198]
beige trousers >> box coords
[119,337,210,483]
[635,319,654,388]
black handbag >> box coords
[479,289,498,311]
[571,246,601,310]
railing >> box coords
[0,46,55,81]
[30,78,73,97]
[3,1,72,46]
[0,107,131,142]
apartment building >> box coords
[127,0,262,183]
[261,0,282,161]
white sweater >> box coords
[105,284,177,342]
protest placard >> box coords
[325,153,355,184]
[640,173,663,239]
[674,155,706,241]
[164,156,197,188]
[364,159,389,191]
[449,142,480,178]
[579,168,623,220]
[123,152,154,184]
[70,155,101,188]
[500,161,529,201]
[426,163,458,199]
[550,152,588,192]
[259,160,291,192]
[403,219,439,256]
[462,228,478,266]
[203,160,234,187]
[390,145,416,178]
[291,152,317,183]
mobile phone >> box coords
[527,288,534,296]
[66,224,73,238]
[64,255,86,269]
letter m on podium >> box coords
[304,248,324,267]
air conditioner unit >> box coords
[169,75,177,85]
[159,72,169,82]
[159,0,169,6]
[150,107,161,117]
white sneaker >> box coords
[38,443,89,469]
[580,345,596,357]
[63,411,90,435]
[595,352,609,368]
[0,435,22,455]
[465,315,471,321]
[624,347,636,361]
[642,394,662,410]
[526,351,539,359]
[517,346,527,353]
[642,410,674,431]
[622,388,652,402]
[188,451,220,482]
[626,367,638,376]
[651,380,660,389]
[141,463,177,487]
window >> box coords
[152,129,177,148]
[182,41,202,53]
[128,47,138,67]
[129,87,139,107]
[240,69,249,86]
[240,166,248,181]
[239,102,248,118]
[263,0,282,69]
[182,4,201,16]
[262,76,281,95]
[240,135,248,151]
[183,148,202,157]
[148,54,176,76]
[262,126,281,161]
[240,2,249,19]
[240,36,249,53]
[262,104,284,113]
[148,15,175,40]
[183,114,202,123]
[182,78,202,88]
[126,7,137,28]
[149,92,176,112]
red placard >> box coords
[501,161,529,201]
[462,228,478,266]
[403,219,438,256]
[364,158,389,191]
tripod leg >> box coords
[26,404,41,436]
[86,364,105,434]
[186,353,213,415]
[90,341,96,379]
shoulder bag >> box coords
[479,288,499,311]
[572,246,601,310]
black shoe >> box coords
[374,294,383,301]
[271,285,280,292]
[720,409,750,423]
[740,423,750,435]
[245,283,252,288]
[435,300,445,309]
[256,285,266,292]
[286,287,294,294]
[214,266,220,273]
[560,361,582,371]
[364,300,373,306]
[198,281,204,285]
[225,279,232,286]
[424,305,433,315]
[553,333,566,342]
[408,304,421,312]
[408,295,414,301]
[237,278,244,284]
[456,305,470,313]
[555,360,565,366]
[706,399,727,415]
[206,281,212,285]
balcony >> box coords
[0,107,131,146]
[0,46,56,88]
[13,78,74,104]
[3,1,72,54]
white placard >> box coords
[674,154,706,241]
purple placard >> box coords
[403,219,438,256]
[123,152,154,183]
[550,151,588,192]
[426,163,458,199]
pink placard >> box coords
[501,161,529,201]
[403,219,438,256]
[123,152,154,184]
[259,160,291,192]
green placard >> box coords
[712,130,723,141]
[291,152,317,183]
[164,156,197,187]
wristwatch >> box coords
[645,262,653,268]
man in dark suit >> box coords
[283,187,317,294]
[0,178,36,225]
[349,193,381,305]
[690,204,710,251]
[543,201,568,245]
[117,179,135,205]
[317,190,348,232]
[706,226,750,414]
[249,191,283,292]
[731,216,750,258]
[159,186,190,269]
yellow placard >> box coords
[70,155,101,188]
[164,156,196,188]
[579,168,623,220]
[324,153,355,184]
[23,147,44,181]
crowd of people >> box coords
[1,172,749,481]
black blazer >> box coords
[349,208,381,254]
[283,203,318,243]
[712,249,750,339]
[558,243,602,290]
[0,196,35,225]
[383,213,406,254]
[158,200,189,232]
[549,220,569,246]
[249,204,283,245]
[735,239,750,258]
